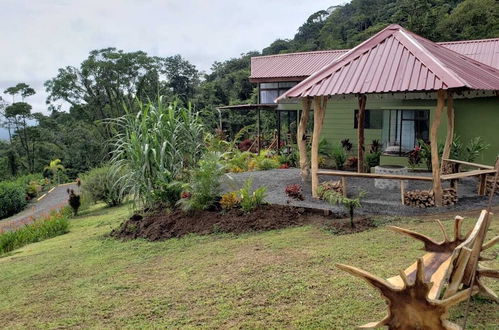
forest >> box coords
[0,0,498,180]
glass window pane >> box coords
[278,82,298,88]
[260,83,279,89]
[260,89,279,104]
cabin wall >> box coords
[454,97,498,165]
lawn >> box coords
[0,204,497,329]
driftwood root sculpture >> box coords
[337,259,473,329]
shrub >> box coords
[346,157,358,170]
[365,151,381,170]
[220,191,240,210]
[370,139,382,153]
[320,189,366,228]
[81,166,125,207]
[179,152,227,212]
[239,178,267,213]
[110,97,204,208]
[331,144,347,170]
[255,157,280,171]
[0,181,28,219]
[285,184,304,200]
[408,146,422,170]
[341,138,353,151]
[464,137,489,163]
[0,209,69,255]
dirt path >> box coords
[0,183,77,232]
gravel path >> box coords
[223,168,498,216]
[0,183,77,232]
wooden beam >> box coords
[357,94,366,173]
[441,93,454,169]
[441,169,497,180]
[298,98,311,181]
[311,96,327,198]
[431,90,446,206]
[442,158,494,170]
[317,170,433,181]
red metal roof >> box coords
[250,37,499,82]
[249,50,347,82]
[439,38,499,70]
[277,24,499,99]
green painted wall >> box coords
[277,95,498,166]
[454,97,498,165]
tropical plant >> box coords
[331,144,347,170]
[464,137,489,163]
[220,191,240,210]
[110,97,204,208]
[44,159,65,184]
[320,189,366,228]
[178,152,227,212]
[239,178,267,213]
[341,138,353,152]
[80,166,126,207]
[370,139,382,153]
[285,184,304,200]
[365,151,381,171]
[407,146,422,170]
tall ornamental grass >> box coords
[0,208,70,254]
[110,97,204,207]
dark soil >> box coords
[111,204,377,241]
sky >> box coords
[0,0,343,120]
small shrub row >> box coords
[0,208,71,254]
[220,178,267,213]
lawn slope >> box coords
[0,204,497,329]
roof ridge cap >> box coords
[252,49,348,60]
[437,37,499,45]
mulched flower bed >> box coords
[111,204,377,241]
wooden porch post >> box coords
[257,108,261,153]
[431,90,447,206]
[298,98,311,181]
[311,96,328,198]
[357,94,367,173]
[441,93,454,168]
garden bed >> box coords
[111,204,376,240]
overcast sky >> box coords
[0,0,343,116]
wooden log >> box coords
[431,90,446,206]
[442,158,494,170]
[357,94,366,173]
[341,177,347,197]
[441,93,454,169]
[311,96,327,198]
[298,98,311,181]
[441,169,497,180]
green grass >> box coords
[0,209,70,254]
[0,204,497,329]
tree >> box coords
[44,159,65,184]
[3,84,38,173]
[45,48,200,126]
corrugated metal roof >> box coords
[439,38,499,70]
[277,24,499,99]
[249,50,347,81]
[250,37,499,81]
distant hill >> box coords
[262,0,498,55]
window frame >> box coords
[259,82,299,104]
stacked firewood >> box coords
[484,176,499,195]
[320,180,343,195]
[404,188,458,207]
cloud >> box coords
[0,0,341,113]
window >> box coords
[259,82,298,104]
[353,109,383,129]
[381,110,429,155]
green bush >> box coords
[179,152,227,212]
[0,181,28,219]
[0,209,70,255]
[239,178,267,213]
[80,166,125,207]
[331,144,347,170]
[365,151,381,171]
